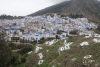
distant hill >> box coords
[28,0,100,23]
[0,14,24,20]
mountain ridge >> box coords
[28,0,100,23]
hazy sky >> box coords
[0,0,68,16]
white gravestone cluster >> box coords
[94,34,100,38]
[35,46,43,53]
[38,53,44,65]
[80,42,89,46]
[28,51,32,54]
[83,55,92,59]
[85,34,92,38]
[83,55,94,65]
[60,40,73,51]
[47,50,49,52]
[38,60,44,65]
[93,38,100,43]
[35,46,44,65]
[38,53,43,59]
[45,39,59,45]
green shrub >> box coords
[38,37,45,44]
[69,30,78,35]
[18,46,32,55]
[69,13,84,18]
[21,57,26,63]
[96,26,100,33]
[0,34,12,67]
[57,30,63,34]
[8,42,17,50]
[17,44,25,49]
[10,52,20,66]
[56,35,60,39]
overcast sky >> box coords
[0,0,69,16]
[1,0,99,16]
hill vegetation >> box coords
[28,0,100,23]
[0,33,12,67]
[6,34,100,67]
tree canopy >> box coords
[0,33,12,67]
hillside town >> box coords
[0,14,98,43]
